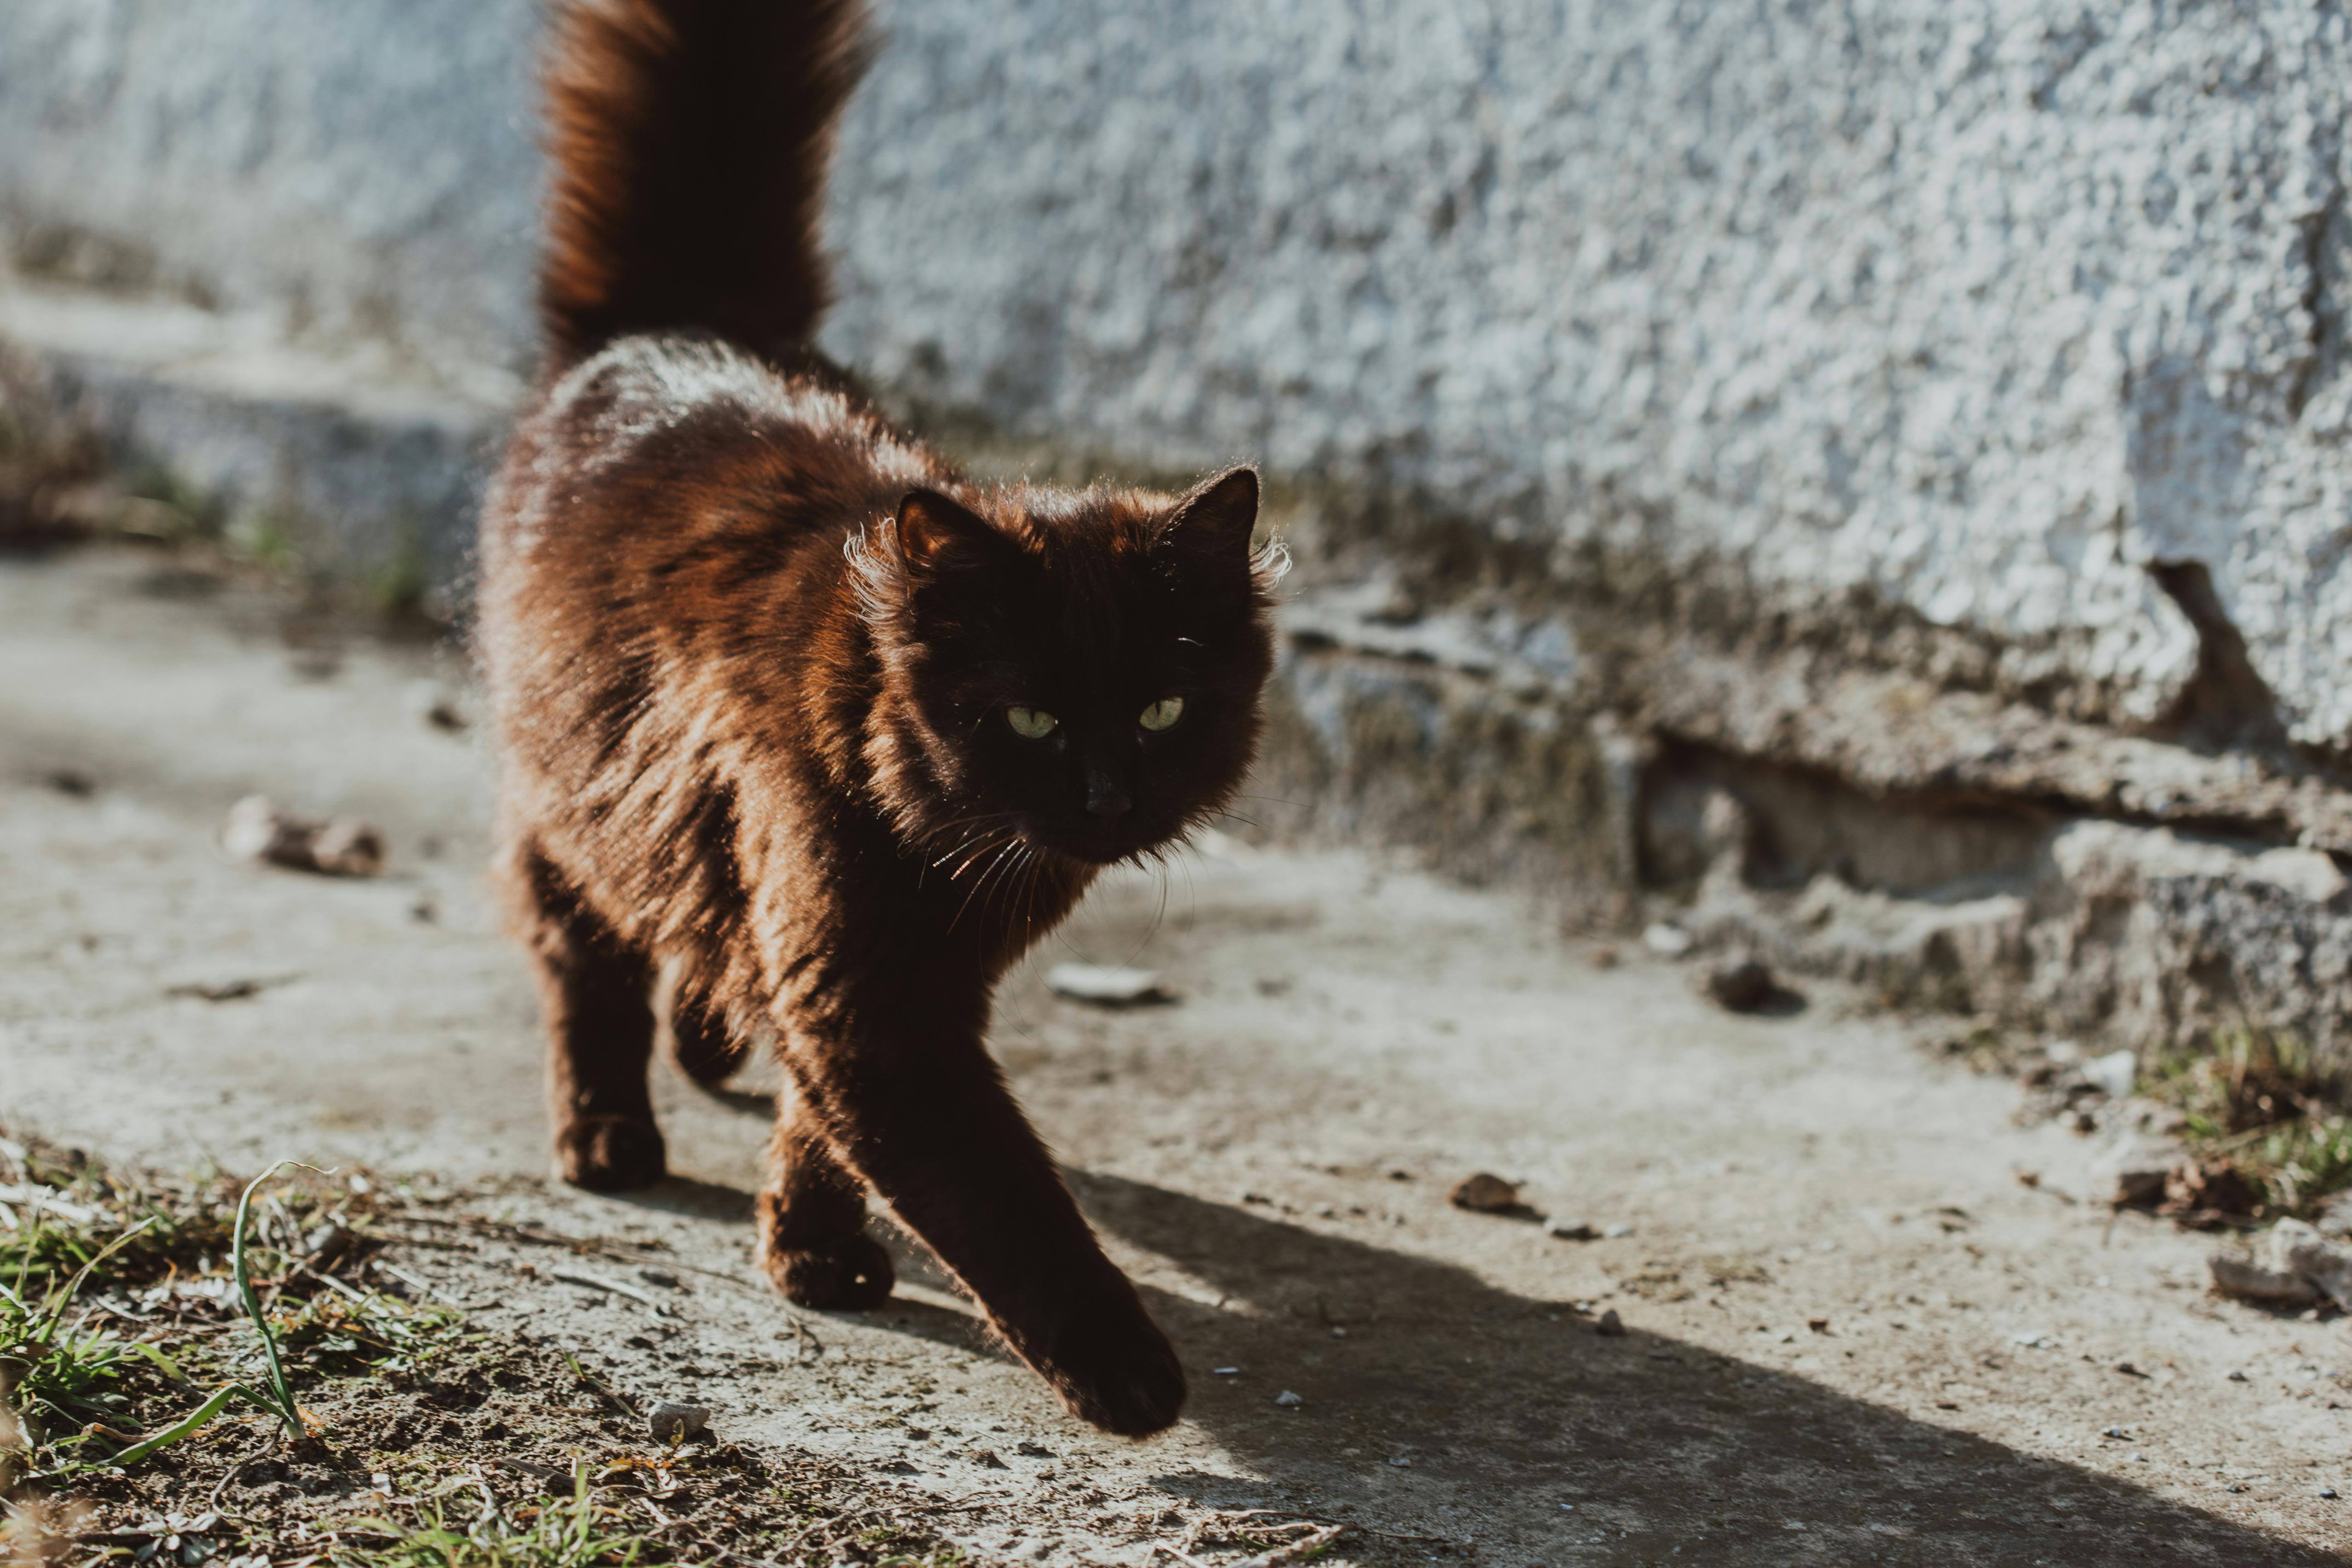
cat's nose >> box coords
[1086,765,1132,822]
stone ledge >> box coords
[0,279,507,595]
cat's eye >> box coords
[1005,705,1058,739]
[1139,697,1185,732]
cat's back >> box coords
[485,335,923,586]
[477,333,933,806]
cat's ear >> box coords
[1158,467,1260,573]
[895,488,1014,579]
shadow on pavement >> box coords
[1073,1173,2337,1567]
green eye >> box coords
[1005,705,1058,739]
[1139,696,1185,732]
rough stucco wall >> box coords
[0,0,541,400]
[10,1,2352,747]
[821,0,2352,744]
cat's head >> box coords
[853,468,1280,868]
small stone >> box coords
[1274,1390,1302,1408]
[2271,1218,2352,1309]
[2323,1487,2339,1499]
[2113,1168,2169,1210]
[974,1450,1009,1469]
[1448,1173,1522,1213]
[1212,1366,1240,1376]
[405,680,467,732]
[1703,953,1778,1013]
[1548,1220,1598,1242]
[645,1402,709,1443]
[1643,922,1693,958]
[1016,1441,1052,1458]
[2228,1370,2249,1382]
[2209,1254,2321,1309]
[1807,1318,1830,1335]
[2085,1049,2137,1100]
[1595,1309,1626,1337]
[1045,963,1174,1006]
[302,1222,354,1267]
[1603,1222,1634,1238]
[221,795,385,877]
[2102,1426,2126,1439]
[636,1267,681,1288]
[1387,1456,1412,1467]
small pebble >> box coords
[1044,963,1173,1006]
[2102,1426,2126,1439]
[1643,922,1693,958]
[221,795,385,877]
[1595,1309,1626,1337]
[2228,1370,2249,1382]
[1703,953,1778,1013]
[1213,1366,1240,1376]
[1274,1390,1302,1408]
[636,1267,681,1288]
[1548,1220,1598,1242]
[646,1402,709,1443]
[2323,1487,2340,1499]
[1448,1173,1522,1213]
[1604,1222,1634,1238]
[1387,1456,1412,1468]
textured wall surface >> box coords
[11,0,2352,746]
[0,0,541,399]
[822,0,2352,745]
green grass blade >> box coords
[29,1381,276,1480]
[33,1214,157,1341]
[122,1339,188,1383]
[231,1159,331,1432]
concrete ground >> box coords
[3,541,2349,1566]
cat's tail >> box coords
[536,0,871,373]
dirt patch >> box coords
[2,1131,1399,1568]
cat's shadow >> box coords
[631,1165,2332,1562]
[1076,1175,2336,1561]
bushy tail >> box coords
[537,0,870,373]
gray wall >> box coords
[7,0,2352,743]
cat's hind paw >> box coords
[761,1231,896,1311]
[555,1114,667,1191]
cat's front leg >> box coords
[776,1004,1185,1436]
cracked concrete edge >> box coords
[14,290,2352,1065]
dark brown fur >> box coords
[480,0,1278,1436]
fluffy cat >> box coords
[477,0,1279,1436]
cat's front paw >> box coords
[1032,1296,1187,1437]
[555,1114,667,1191]
[760,1232,896,1310]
